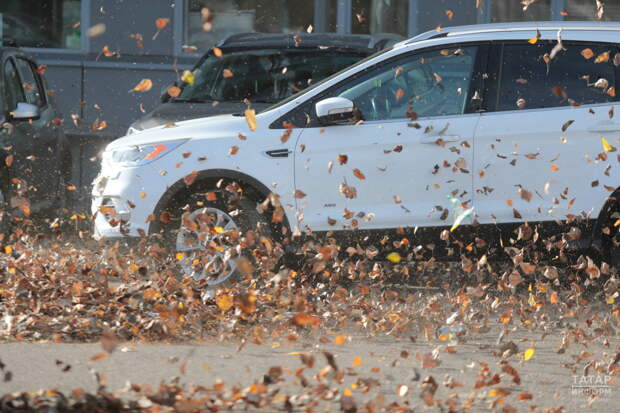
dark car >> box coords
[0,44,71,233]
[128,32,403,134]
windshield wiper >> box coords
[171,97,212,103]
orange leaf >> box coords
[518,392,533,400]
[5,155,13,167]
[334,334,347,345]
[291,312,320,327]
[90,352,108,361]
[581,48,594,59]
[549,290,559,304]
[167,86,181,98]
[155,17,170,30]
[338,154,348,165]
[595,51,610,63]
[223,68,234,78]
[352,168,366,180]
[216,294,234,311]
[213,47,223,57]
[245,109,257,131]
[130,78,153,92]
[395,88,405,99]
[294,189,306,199]
[445,9,454,19]
[183,171,198,186]
[352,356,362,367]
[229,146,239,155]
[550,164,559,171]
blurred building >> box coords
[1,0,618,191]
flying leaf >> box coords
[338,154,348,165]
[130,78,153,93]
[523,348,535,361]
[445,10,454,19]
[433,73,443,84]
[183,171,198,186]
[395,88,405,99]
[245,109,257,131]
[5,155,13,167]
[528,29,541,44]
[213,47,223,57]
[90,353,108,361]
[294,189,306,199]
[216,294,234,311]
[601,137,616,152]
[223,69,234,78]
[352,168,366,180]
[291,312,320,327]
[352,356,362,367]
[167,86,181,98]
[181,70,195,85]
[334,335,347,345]
[595,51,610,63]
[561,120,574,132]
[152,18,170,40]
[581,48,594,59]
[229,146,239,155]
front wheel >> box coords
[154,185,273,291]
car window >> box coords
[4,59,25,112]
[178,50,366,104]
[496,43,616,111]
[15,58,45,107]
[326,46,478,122]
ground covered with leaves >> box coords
[0,223,618,412]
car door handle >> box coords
[419,135,460,144]
[265,149,291,158]
[587,123,620,133]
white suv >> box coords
[93,22,620,287]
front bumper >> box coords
[91,164,167,240]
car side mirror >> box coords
[10,102,40,121]
[315,97,355,125]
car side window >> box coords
[4,59,25,112]
[15,58,45,107]
[327,46,478,122]
[496,43,617,111]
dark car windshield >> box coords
[176,49,366,104]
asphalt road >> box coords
[1,324,618,412]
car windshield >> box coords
[176,49,366,104]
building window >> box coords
[0,0,81,49]
[351,0,408,36]
[491,0,551,22]
[185,0,322,52]
[565,1,620,21]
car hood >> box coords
[107,113,254,150]
[131,101,273,131]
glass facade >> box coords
[0,0,81,49]
[351,0,409,36]
[565,0,620,21]
[185,0,335,51]
[491,0,551,22]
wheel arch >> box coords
[593,188,620,250]
[149,168,292,236]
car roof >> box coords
[406,21,620,44]
[217,32,404,52]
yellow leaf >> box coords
[524,348,535,361]
[181,70,195,85]
[528,37,538,44]
[176,252,185,260]
[602,137,614,152]
[130,78,153,93]
[4,246,12,254]
[352,356,362,367]
[245,109,257,131]
[216,294,234,311]
[202,364,210,370]
[343,388,353,396]
[214,226,224,233]
[607,295,615,304]
[386,252,401,263]
[549,291,559,304]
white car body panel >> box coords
[91,21,620,242]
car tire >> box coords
[152,182,273,292]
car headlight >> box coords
[105,139,188,167]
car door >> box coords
[10,56,62,207]
[473,41,620,227]
[290,44,485,232]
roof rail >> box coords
[406,21,620,45]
